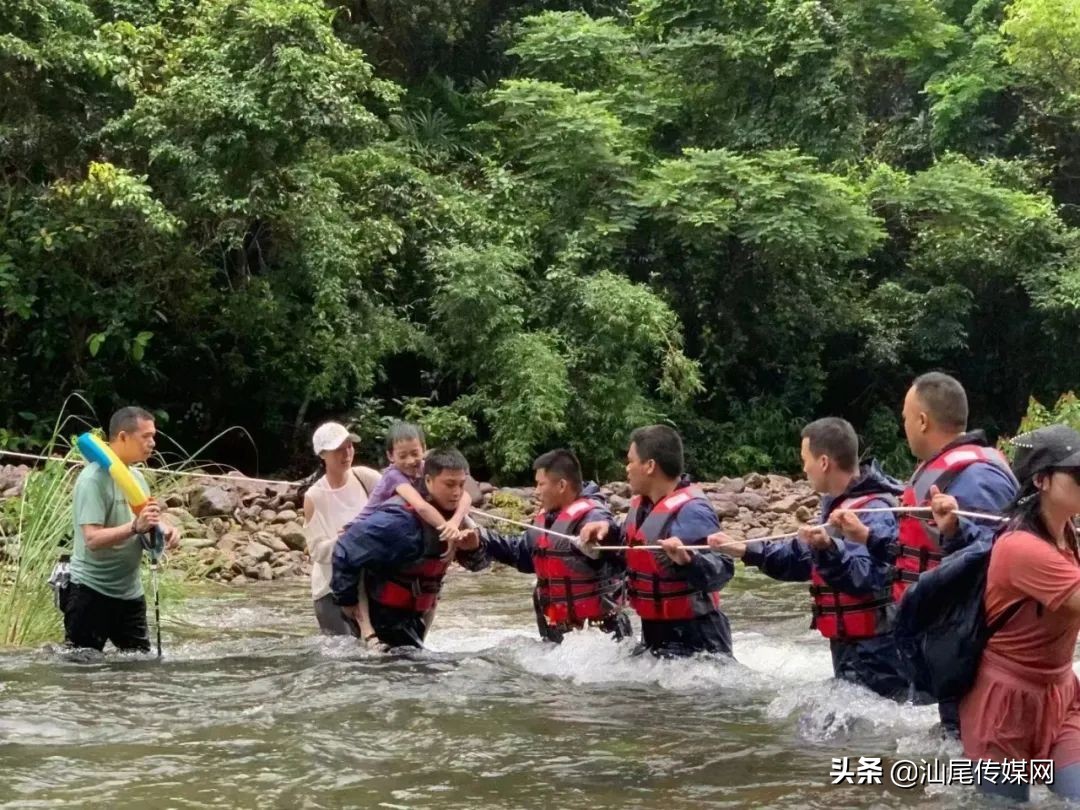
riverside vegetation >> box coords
[4,1,1080,482]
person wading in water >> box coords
[331,448,488,649]
[580,425,735,658]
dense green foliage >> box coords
[3,0,1080,480]
[1014,392,1080,444]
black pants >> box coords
[640,612,734,658]
[373,617,427,649]
[938,698,960,739]
[368,602,429,649]
[62,582,150,653]
[313,594,360,637]
[829,636,911,702]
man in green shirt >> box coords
[65,406,179,652]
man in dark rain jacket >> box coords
[478,448,630,643]
[831,373,1018,735]
[331,447,488,649]
[711,418,908,699]
[580,425,735,658]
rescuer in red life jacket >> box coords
[710,417,908,699]
[832,372,1018,737]
[331,448,489,649]
[579,425,735,658]
[477,449,631,643]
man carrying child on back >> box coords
[332,447,486,649]
[332,423,474,645]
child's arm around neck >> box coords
[394,481,448,531]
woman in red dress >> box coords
[960,424,1080,801]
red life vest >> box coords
[533,498,621,626]
[624,487,722,622]
[367,499,451,614]
[892,443,1013,602]
[809,494,895,640]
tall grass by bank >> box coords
[0,447,79,646]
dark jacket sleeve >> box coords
[454,538,492,572]
[480,528,537,573]
[812,539,887,595]
[941,463,1018,555]
[817,497,897,592]
[331,508,420,605]
[672,501,735,592]
[743,538,813,582]
[585,504,626,574]
[864,515,897,565]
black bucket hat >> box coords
[1010,424,1080,485]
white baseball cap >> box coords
[312,422,360,456]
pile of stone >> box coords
[155,472,823,582]
[0,464,308,583]
[160,477,310,585]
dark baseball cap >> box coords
[1011,424,1080,484]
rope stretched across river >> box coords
[0,450,1016,552]
[473,506,1007,552]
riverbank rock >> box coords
[719,477,745,494]
[0,464,30,498]
[770,495,800,513]
[193,486,240,518]
[244,541,273,563]
[274,522,307,551]
[260,534,290,554]
[734,492,768,511]
[709,495,739,519]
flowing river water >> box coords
[0,566,1071,808]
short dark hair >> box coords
[386,421,425,452]
[629,425,684,479]
[424,447,469,477]
[108,406,154,440]
[533,449,583,492]
[912,372,968,432]
[801,417,858,472]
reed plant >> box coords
[0,447,79,645]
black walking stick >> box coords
[142,526,165,659]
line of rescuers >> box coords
[329,372,1018,703]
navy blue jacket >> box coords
[743,461,903,595]
[609,484,735,656]
[622,487,734,593]
[331,501,488,608]
[742,462,912,699]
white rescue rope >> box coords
[849,505,1007,523]
[577,506,1007,552]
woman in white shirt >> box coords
[303,422,380,635]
